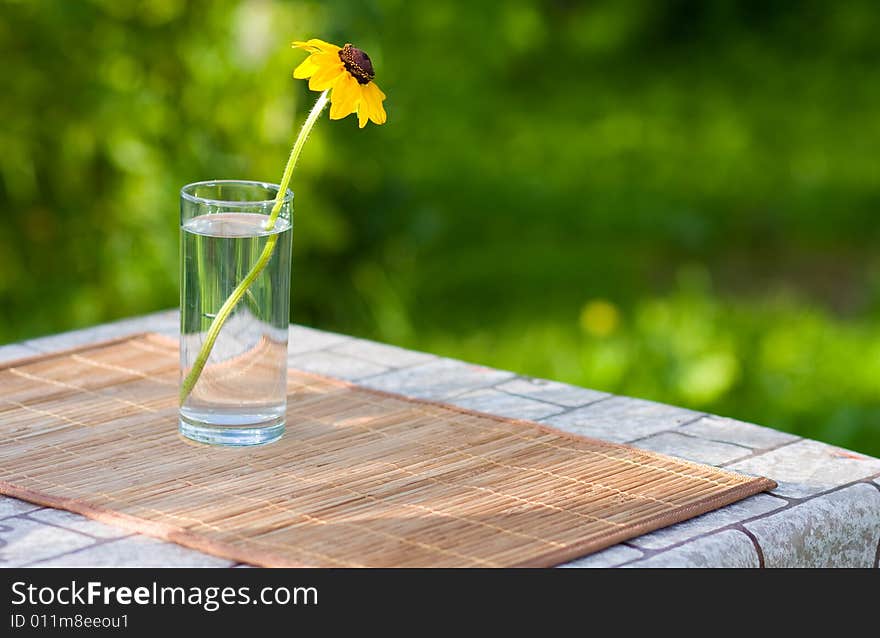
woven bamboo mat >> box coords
[0,333,774,567]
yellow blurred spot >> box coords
[677,352,741,405]
[579,299,620,337]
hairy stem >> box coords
[265,90,330,231]
[180,90,330,404]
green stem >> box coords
[265,90,330,231]
[180,90,330,405]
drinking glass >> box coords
[178,180,293,446]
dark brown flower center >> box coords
[338,43,375,85]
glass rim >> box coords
[180,179,294,207]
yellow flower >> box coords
[292,38,387,128]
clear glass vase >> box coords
[178,180,293,446]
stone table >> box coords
[1,310,878,568]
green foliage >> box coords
[3,0,880,454]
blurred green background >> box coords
[3,0,880,454]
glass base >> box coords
[178,413,285,446]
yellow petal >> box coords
[308,61,345,91]
[295,51,338,79]
[357,106,369,128]
[361,81,387,125]
[293,55,321,79]
[291,38,340,54]
[329,74,361,120]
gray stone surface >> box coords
[632,431,752,466]
[288,350,389,381]
[543,396,702,443]
[626,530,760,568]
[28,534,234,567]
[27,508,129,539]
[497,378,609,408]
[331,338,436,368]
[0,517,97,567]
[560,544,643,568]
[288,325,350,354]
[0,496,43,518]
[449,388,565,421]
[745,483,880,567]
[22,310,178,352]
[629,493,786,550]
[679,415,800,450]
[360,358,515,400]
[0,343,37,364]
[729,439,880,499]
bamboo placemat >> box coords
[0,333,774,567]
